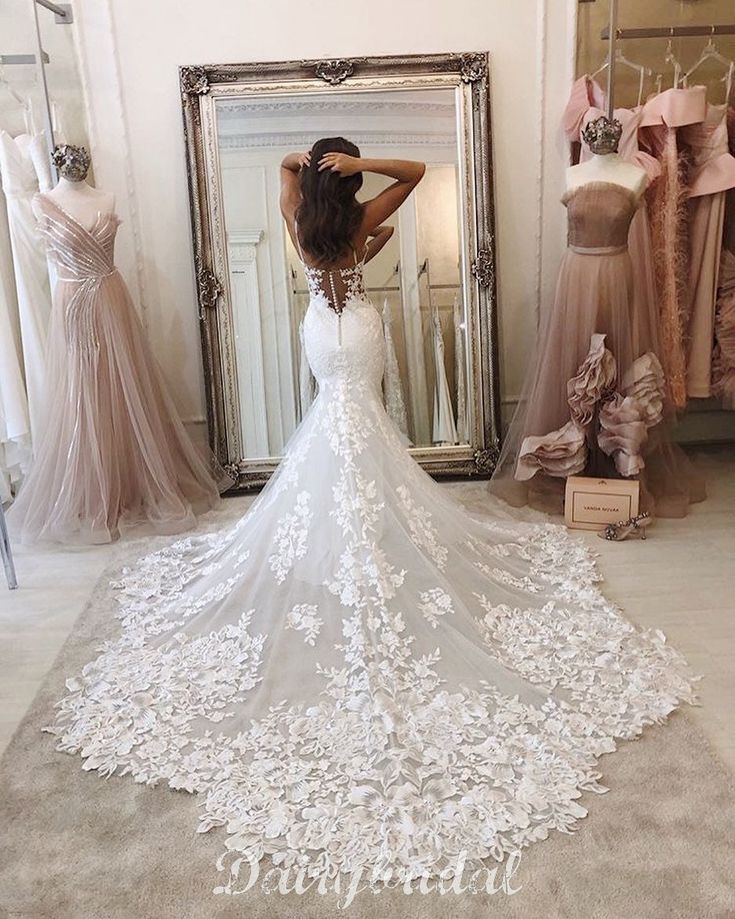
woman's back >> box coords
[295,222,369,314]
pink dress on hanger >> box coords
[639,85,708,407]
[679,82,735,399]
[712,248,735,407]
[7,194,223,544]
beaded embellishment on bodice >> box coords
[35,193,120,282]
[302,261,368,315]
[295,222,383,389]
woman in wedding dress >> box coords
[47,137,696,891]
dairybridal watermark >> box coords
[215,849,523,908]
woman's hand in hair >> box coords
[282,150,311,173]
[317,152,362,176]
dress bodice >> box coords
[680,103,735,198]
[562,181,638,253]
[302,261,368,315]
[296,228,384,392]
[302,267,385,393]
[34,193,120,282]
[640,85,707,129]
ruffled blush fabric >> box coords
[567,333,617,426]
[516,421,588,481]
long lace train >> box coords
[45,276,696,890]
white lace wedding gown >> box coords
[46,249,696,890]
[0,132,53,450]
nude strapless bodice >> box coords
[680,103,735,198]
[562,181,638,253]
[640,85,707,129]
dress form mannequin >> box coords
[566,115,647,197]
[31,144,114,230]
[8,142,223,544]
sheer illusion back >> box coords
[294,220,368,314]
[295,222,385,395]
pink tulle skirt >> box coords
[492,245,705,518]
[8,271,222,544]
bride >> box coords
[47,137,696,891]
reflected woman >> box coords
[280,136,417,284]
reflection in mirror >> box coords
[216,88,469,457]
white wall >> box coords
[1,0,87,144]
[71,0,576,428]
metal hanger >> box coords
[654,30,683,94]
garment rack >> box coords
[417,259,460,291]
[35,0,71,23]
[292,284,402,295]
[601,25,735,42]
[600,1,735,114]
[0,52,50,65]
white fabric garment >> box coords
[0,131,53,449]
[297,316,316,416]
[46,253,696,891]
[0,179,30,502]
[381,297,409,440]
[431,305,458,444]
[453,294,469,443]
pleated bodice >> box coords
[34,193,120,281]
[562,181,639,253]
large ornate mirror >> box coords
[180,53,499,488]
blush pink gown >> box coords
[680,99,735,399]
[491,181,705,518]
[639,86,708,407]
[563,76,662,371]
[712,248,735,407]
[7,193,222,544]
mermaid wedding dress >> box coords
[47,245,696,890]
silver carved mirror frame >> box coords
[179,52,500,489]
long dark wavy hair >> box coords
[295,137,363,264]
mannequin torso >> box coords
[34,177,115,231]
[566,153,647,197]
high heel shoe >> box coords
[598,512,653,542]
